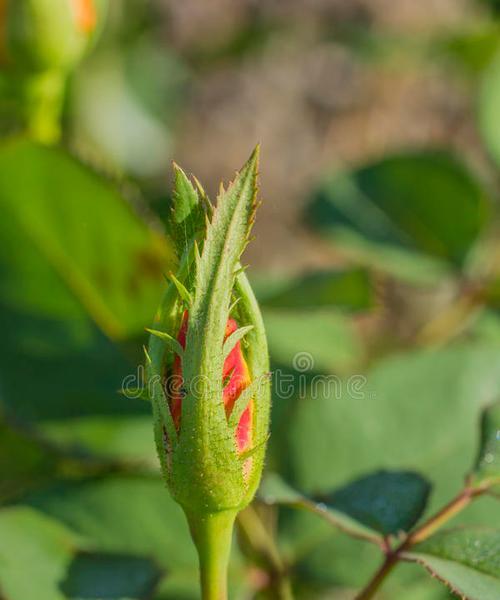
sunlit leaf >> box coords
[0,138,173,339]
[404,528,500,600]
[0,507,77,600]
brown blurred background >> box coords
[69,0,499,272]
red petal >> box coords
[168,312,253,453]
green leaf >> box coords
[0,140,167,421]
[0,507,78,600]
[0,506,164,600]
[306,152,491,283]
[404,528,500,600]
[0,138,173,340]
[22,475,198,573]
[0,417,59,503]
[0,303,145,421]
[283,343,500,517]
[263,309,363,374]
[0,415,121,503]
[436,25,500,73]
[472,401,500,488]
[61,552,163,599]
[482,0,500,14]
[480,49,500,170]
[259,473,382,544]
[39,415,157,466]
[20,475,245,599]
[316,470,431,536]
[254,268,373,311]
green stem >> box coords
[355,553,398,600]
[23,69,66,144]
[187,510,237,600]
[237,506,294,600]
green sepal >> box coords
[238,434,270,462]
[171,163,207,259]
[222,325,254,361]
[145,328,184,359]
[147,351,178,489]
[228,296,241,316]
[166,272,193,306]
[228,373,269,429]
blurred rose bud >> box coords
[146,148,271,518]
[1,0,105,72]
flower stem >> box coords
[237,505,294,599]
[24,70,66,144]
[405,486,479,545]
[356,553,398,600]
[187,510,237,600]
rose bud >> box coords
[146,148,270,599]
[1,0,106,142]
[2,0,104,72]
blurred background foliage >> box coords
[1,0,500,599]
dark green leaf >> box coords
[256,269,373,311]
[0,413,138,503]
[61,552,163,599]
[259,473,382,544]
[405,528,500,600]
[481,0,500,14]
[0,417,59,503]
[317,470,431,536]
[39,415,156,466]
[0,303,145,421]
[306,152,490,282]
